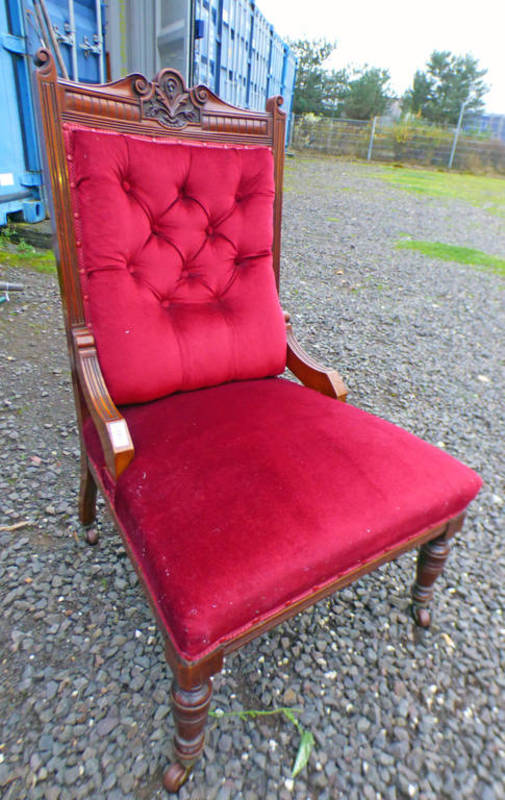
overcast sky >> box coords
[255,0,505,114]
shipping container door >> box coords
[0,0,44,224]
[221,0,250,107]
[248,7,269,109]
[155,0,191,78]
[23,0,105,82]
[193,0,219,90]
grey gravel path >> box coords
[1,157,504,800]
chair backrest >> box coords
[35,50,287,405]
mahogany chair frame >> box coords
[35,49,465,792]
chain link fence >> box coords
[291,114,505,174]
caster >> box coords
[411,603,431,628]
[85,527,99,545]
[162,762,191,793]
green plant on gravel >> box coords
[209,706,315,778]
[0,223,16,241]
[0,226,56,274]
[379,167,505,216]
[396,239,505,275]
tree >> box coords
[342,67,393,120]
[289,39,394,119]
[403,51,488,125]
[290,39,347,116]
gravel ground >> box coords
[1,157,504,800]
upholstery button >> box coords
[73,211,79,219]
[161,299,170,308]
[207,225,214,236]
[122,179,131,192]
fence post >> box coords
[288,113,295,148]
[448,99,468,169]
[367,116,377,161]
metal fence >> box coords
[292,115,505,174]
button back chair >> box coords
[34,49,482,792]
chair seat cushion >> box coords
[85,378,481,660]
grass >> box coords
[379,167,505,216]
[0,231,56,274]
[396,239,505,275]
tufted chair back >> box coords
[64,126,287,405]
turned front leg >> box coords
[163,679,212,792]
[411,530,451,628]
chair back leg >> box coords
[411,528,452,627]
[79,457,97,529]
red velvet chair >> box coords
[35,49,482,793]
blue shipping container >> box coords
[193,0,296,138]
[0,0,45,224]
[0,0,295,228]
[0,0,105,226]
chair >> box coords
[34,49,482,793]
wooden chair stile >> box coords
[34,49,482,793]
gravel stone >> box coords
[1,156,504,799]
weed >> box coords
[209,706,314,778]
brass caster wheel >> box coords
[162,763,191,793]
[84,527,99,545]
[411,603,431,628]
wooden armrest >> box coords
[284,312,348,401]
[72,327,134,479]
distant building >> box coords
[464,113,505,142]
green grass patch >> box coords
[379,167,505,216]
[0,240,56,274]
[396,239,505,274]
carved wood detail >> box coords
[201,113,269,135]
[132,69,208,129]
[65,90,141,122]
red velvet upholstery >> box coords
[84,378,482,661]
[64,126,286,404]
